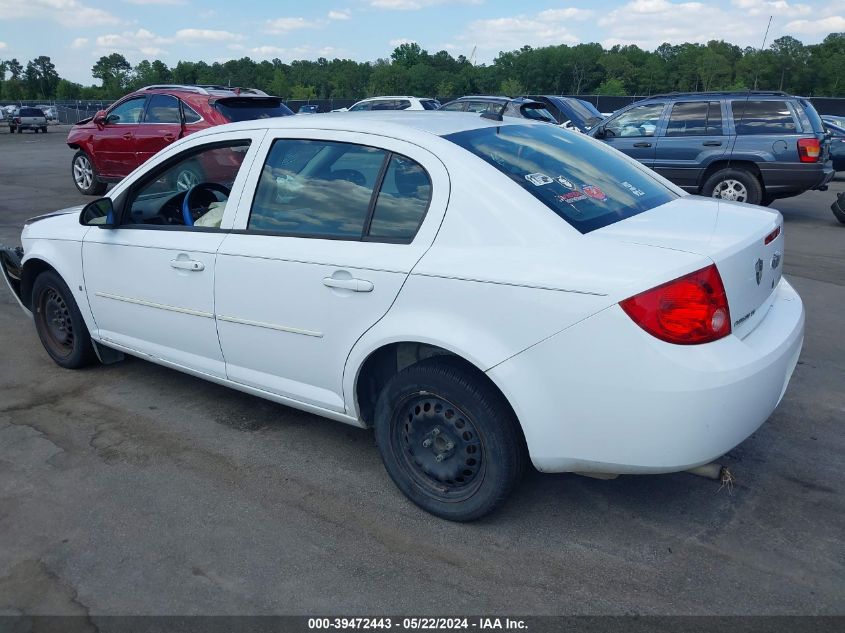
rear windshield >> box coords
[20,108,44,117]
[444,124,677,234]
[214,98,293,122]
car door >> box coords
[83,130,265,378]
[215,131,449,412]
[92,96,147,177]
[597,102,667,166]
[134,93,183,167]
[652,100,728,191]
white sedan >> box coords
[1,112,804,521]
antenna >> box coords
[723,15,773,195]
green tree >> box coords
[92,53,131,95]
[290,84,317,99]
[499,78,525,96]
[595,77,627,95]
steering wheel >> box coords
[182,182,231,226]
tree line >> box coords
[1,33,844,102]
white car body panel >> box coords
[8,112,805,477]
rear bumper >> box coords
[760,161,834,195]
[488,277,805,474]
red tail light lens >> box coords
[797,138,821,162]
[620,264,731,345]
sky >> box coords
[1,0,844,85]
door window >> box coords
[248,139,432,242]
[440,101,466,112]
[731,100,797,134]
[349,101,372,111]
[123,140,251,228]
[107,97,146,124]
[144,94,181,124]
[605,103,665,137]
[666,101,723,136]
[182,103,202,123]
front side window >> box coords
[144,94,181,124]
[666,101,723,136]
[732,100,797,135]
[107,97,146,124]
[445,124,677,234]
[440,101,466,112]
[604,103,665,138]
[124,140,251,228]
[349,101,372,111]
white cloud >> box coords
[786,15,845,34]
[328,9,351,20]
[0,0,121,26]
[123,0,186,4]
[248,44,346,61]
[174,29,245,43]
[95,28,169,56]
[389,38,416,47]
[264,17,322,33]
[456,8,592,54]
[70,37,88,49]
[370,0,480,9]
[732,0,811,16]
[0,42,7,51]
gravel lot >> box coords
[0,127,843,616]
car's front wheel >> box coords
[32,270,97,369]
[374,358,527,521]
[702,167,763,205]
[72,150,107,196]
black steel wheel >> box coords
[375,357,527,521]
[32,270,97,369]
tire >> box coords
[71,150,107,196]
[374,357,527,521]
[41,127,47,133]
[32,270,97,369]
[17,127,21,134]
[701,167,763,205]
[831,194,845,224]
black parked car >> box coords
[523,95,604,132]
[439,96,556,123]
[590,91,833,206]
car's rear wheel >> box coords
[41,126,47,133]
[374,358,526,521]
[72,150,107,196]
[32,270,97,369]
[702,168,762,205]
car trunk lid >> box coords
[594,196,784,339]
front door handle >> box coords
[122,132,132,140]
[164,134,176,142]
[633,142,652,148]
[322,277,373,292]
[170,259,204,271]
[703,140,723,146]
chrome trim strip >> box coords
[217,314,323,338]
[94,292,214,318]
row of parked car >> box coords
[59,84,841,222]
[2,104,55,133]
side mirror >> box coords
[93,110,107,126]
[80,197,116,228]
[593,126,606,139]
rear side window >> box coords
[445,124,677,234]
[214,97,292,122]
[732,100,797,135]
[666,101,722,136]
[797,98,824,134]
[421,100,440,110]
[183,103,202,123]
[518,104,556,122]
[144,94,180,123]
[368,155,432,240]
[249,139,430,242]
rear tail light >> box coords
[797,137,821,162]
[764,226,781,245]
[620,264,731,345]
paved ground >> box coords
[0,128,843,616]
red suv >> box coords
[67,84,293,195]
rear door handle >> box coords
[122,132,132,140]
[703,140,722,146]
[633,142,652,147]
[164,134,176,142]
[170,259,204,271]
[322,277,373,292]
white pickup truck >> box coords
[9,107,48,133]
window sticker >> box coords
[581,184,607,201]
[622,181,646,197]
[557,191,588,204]
[525,173,553,186]
[557,176,575,189]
